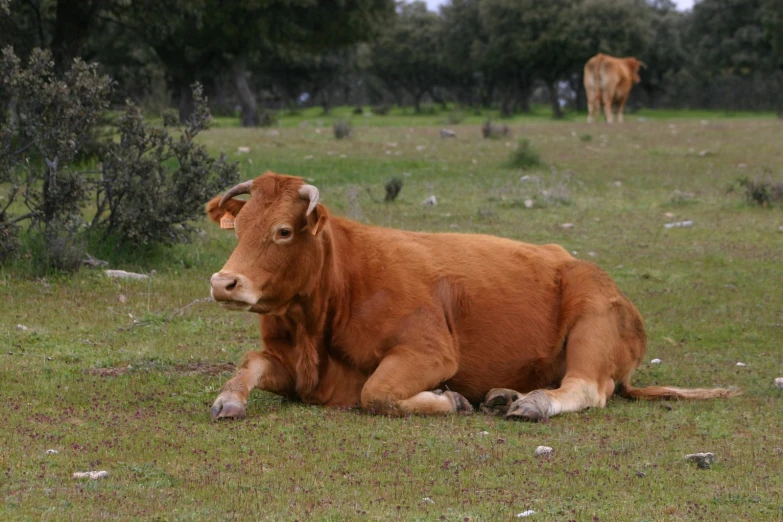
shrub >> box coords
[0,46,112,270]
[482,120,509,139]
[730,176,783,206]
[93,84,239,245]
[371,105,390,116]
[384,178,403,202]
[0,46,238,270]
[333,120,352,139]
[446,110,466,125]
[506,139,541,170]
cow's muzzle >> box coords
[210,271,259,309]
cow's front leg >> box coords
[360,345,473,416]
[211,351,293,420]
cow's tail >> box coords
[617,381,739,401]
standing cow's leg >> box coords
[602,92,614,124]
[210,351,293,420]
[616,96,628,123]
[360,346,472,416]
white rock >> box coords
[685,452,715,469]
[737,163,747,169]
[614,181,622,187]
[664,212,675,218]
[560,223,574,229]
[422,497,435,504]
[774,377,783,389]
[698,150,713,157]
[700,120,709,126]
[267,129,280,136]
[440,129,456,138]
[303,155,313,160]
[416,145,426,151]
[15,324,29,331]
[104,270,149,280]
[423,195,437,206]
[778,226,783,233]
[237,146,250,153]
[479,431,489,436]
[73,471,109,480]
[651,358,662,364]
[524,199,534,209]
[588,252,597,257]
[45,449,58,455]
[736,362,746,367]
[664,220,693,229]
[520,175,531,182]
[534,446,554,457]
[517,511,536,518]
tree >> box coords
[370,2,443,113]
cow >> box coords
[584,53,645,124]
[205,172,735,422]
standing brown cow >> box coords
[206,172,735,422]
[584,53,645,124]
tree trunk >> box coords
[51,0,96,72]
[320,89,331,115]
[549,81,563,119]
[231,57,259,127]
[413,91,423,113]
[178,82,195,123]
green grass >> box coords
[2,111,783,520]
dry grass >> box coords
[2,114,782,520]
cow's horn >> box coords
[299,184,319,216]
[219,180,253,207]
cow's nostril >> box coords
[226,280,237,291]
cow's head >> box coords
[627,58,646,84]
[206,172,329,314]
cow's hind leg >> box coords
[361,346,472,416]
[503,291,643,422]
[210,351,293,420]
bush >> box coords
[93,84,239,245]
[446,110,466,125]
[371,105,390,116]
[731,176,783,206]
[0,46,238,270]
[333,120,352,139]
[482,120,509,139]
[506,139,541,170]
[0,46,112,271]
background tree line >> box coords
[2,0,782,124]
[1,0,782,271]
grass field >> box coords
[2,110,782,521]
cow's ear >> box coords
[206,195,247,225]
[305,203,329,236]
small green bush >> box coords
[333,120,352,139]
[506,139,541,170]
[446,110,466,124]
[731,176,783,206]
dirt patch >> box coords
[87,362,235,377]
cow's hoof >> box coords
[444,391,474,414]
[210,394,247,421]
[480,388,521,415]
[505,390,551,422]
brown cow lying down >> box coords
[206,172,735,421]
[584,52,645,124]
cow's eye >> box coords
[277,227,293,240]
